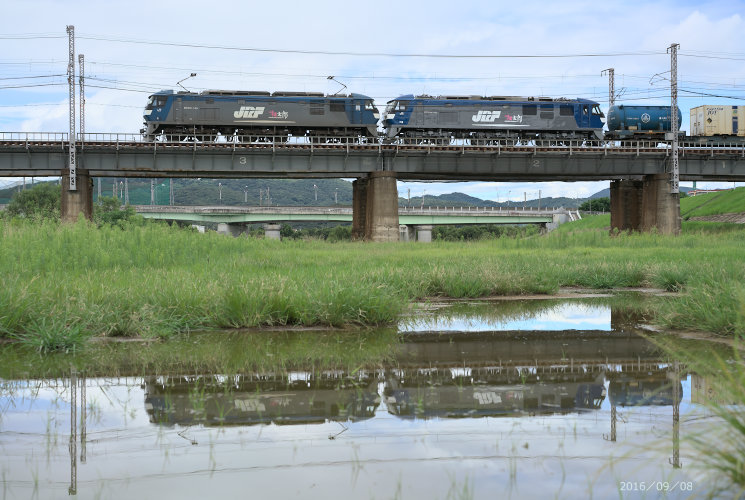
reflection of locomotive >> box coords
[384,369,606,418]
[609,375,683,407]
[143,373,380,426]
[142,90,380,140]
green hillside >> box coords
[681,187,745,218]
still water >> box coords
[0,298,735,499]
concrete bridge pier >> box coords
[610,175,680,235]
[61,169,93,222]
[641,174,681,235]
[610,179,643,233]
[217,223,246,237]
[353,171,399,242]
[264,223,281,240]
[399,225,415,242]
[416,225,433,243]
[351,177,367,240]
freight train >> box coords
[142,89,743,143]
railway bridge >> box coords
[133,204,577,241]
[1,132,744,240]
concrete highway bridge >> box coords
[134,204,579,241]
[1,132,744,240]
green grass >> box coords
[553,214,610,233]
[1,218,745,349]
[681,186,745,218]
[0,328,401,379]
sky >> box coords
[1,0,744,200]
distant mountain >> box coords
[3,179,696,210]
[401,191,583,209]
[1,180,584,208]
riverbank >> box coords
[1,219,743,350]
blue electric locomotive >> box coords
[142,90,380,141]
[384,95,605,141]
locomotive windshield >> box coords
[592,104,604,117]
[146,95,168,109]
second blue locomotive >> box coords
[384,95,606,141]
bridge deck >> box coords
[134,205,561,225]
[1,133,743,181]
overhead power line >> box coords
[0,74,66,81]
[681,52,745,62]
[0,34,65,40]
[77,34,665,59]
[0,82,65,90]
[680,88,745,100]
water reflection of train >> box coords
[143,371,380,426]
[384,368,606,418]
[609,371,684,407]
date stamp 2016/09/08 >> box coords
[619,481,694,493]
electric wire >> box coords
[76,34,667,59]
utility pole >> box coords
[150,179,155,206]
[78,54,85,148]
[602,68,615,107]
[169,179,174,205]
[66,25,76,190]
[124,179,129,205]
[668,43,680,194]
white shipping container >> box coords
[690,105,743,137]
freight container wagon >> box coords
[690,105,743,138]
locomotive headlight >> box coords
[373,113,380,119]
[387,114,395,119]
[144,109,153,116]
[600,116,606,123]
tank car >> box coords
[605,105,682,140]
[142,90,380,141]
[384,95,605,142]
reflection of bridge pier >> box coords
[671,362,681,469]
[606,362,685,470]
[68,370,87,496]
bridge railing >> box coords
[399,205,564,214]
[0,132,68,143]
[2,132,743,156]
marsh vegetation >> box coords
[1,217,744,350]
